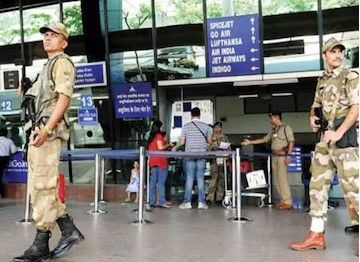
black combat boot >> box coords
[13,229,51,262]
[51,214,84,258]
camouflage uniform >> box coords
[27,53,75,230]
[309,66,359,220]
[263,123,295,205]
[207,133,229,202]
[343,190,359,226]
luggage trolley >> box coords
[222,158,267,208]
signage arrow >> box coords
[250,48,258,53]
[251,57,259,62]
[251,36,256,44]
[250,17,255,26]
[251,66,259,71]
[251,27,255,35]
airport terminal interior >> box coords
[0,0,359,261]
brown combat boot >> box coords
[289,231,326,251]
[278,203,292,210]
[275,202,284,208]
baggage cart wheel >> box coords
[257,198,265,208]
[222,199,232,209]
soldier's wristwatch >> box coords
[44,126,53,136]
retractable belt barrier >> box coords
[19,148,314,226]
[61,150,107,215]
[146,150,239,222]
[19,149,106,224]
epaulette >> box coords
[346,70,359,81]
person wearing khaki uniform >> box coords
[242,111,295,210]
[290,38,359,254]
[14,22,84,262]
[207,122,230,203]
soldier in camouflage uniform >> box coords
[14,22,84,262]
[290,38,359,253]
[207,122,230,203]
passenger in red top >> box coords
[148,120,173,208]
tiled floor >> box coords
[0,200,358,262]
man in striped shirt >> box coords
[179,107,212,210]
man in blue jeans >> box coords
[179,107,212,210]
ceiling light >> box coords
[234,78,298,86]
[238,94,258,98]
[272,93,293,96]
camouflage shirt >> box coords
[210,133,229,150]
[27,52,75,141]
[311,66,359,125]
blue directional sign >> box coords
[207,15,261,77]
[0,100,12,112]
[288,146,303,173]
[112,82,153,119]
[78,108,98,125]
[80,95,94,109]
[75,62,106,88]
[3,152,27,183]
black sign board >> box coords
[3,70,19,90]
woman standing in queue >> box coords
[148,120,173,209]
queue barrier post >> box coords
[99,157,107,206]
[266,155,274,206]
[131,146,152,224]
[17,167,34,224]
[231,152,236,208]
[87,154,107,215]
[230,148,251,223]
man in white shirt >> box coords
[0,127,17,197]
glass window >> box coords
[157,46,205,79]
[263,0,320,73]
[23,4,59,42]
[322,0,358,9]
[233,0,258,15]
[122,49,155,82]
[156,0,204,27]
[0,11,20,46]
[206,0,258,18]
[121,0,152,30]
[322,2,358,68]
[155,1,212,80]
[262,0,316,15]
[63,1,83,36]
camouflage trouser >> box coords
[28,139,66,231]
[309,142,359,220]
[344,195,359,225]
[272,156,292,205]
[207,161,225,201]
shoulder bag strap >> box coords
[192,121,208,142]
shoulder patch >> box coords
[347,71,359,81]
